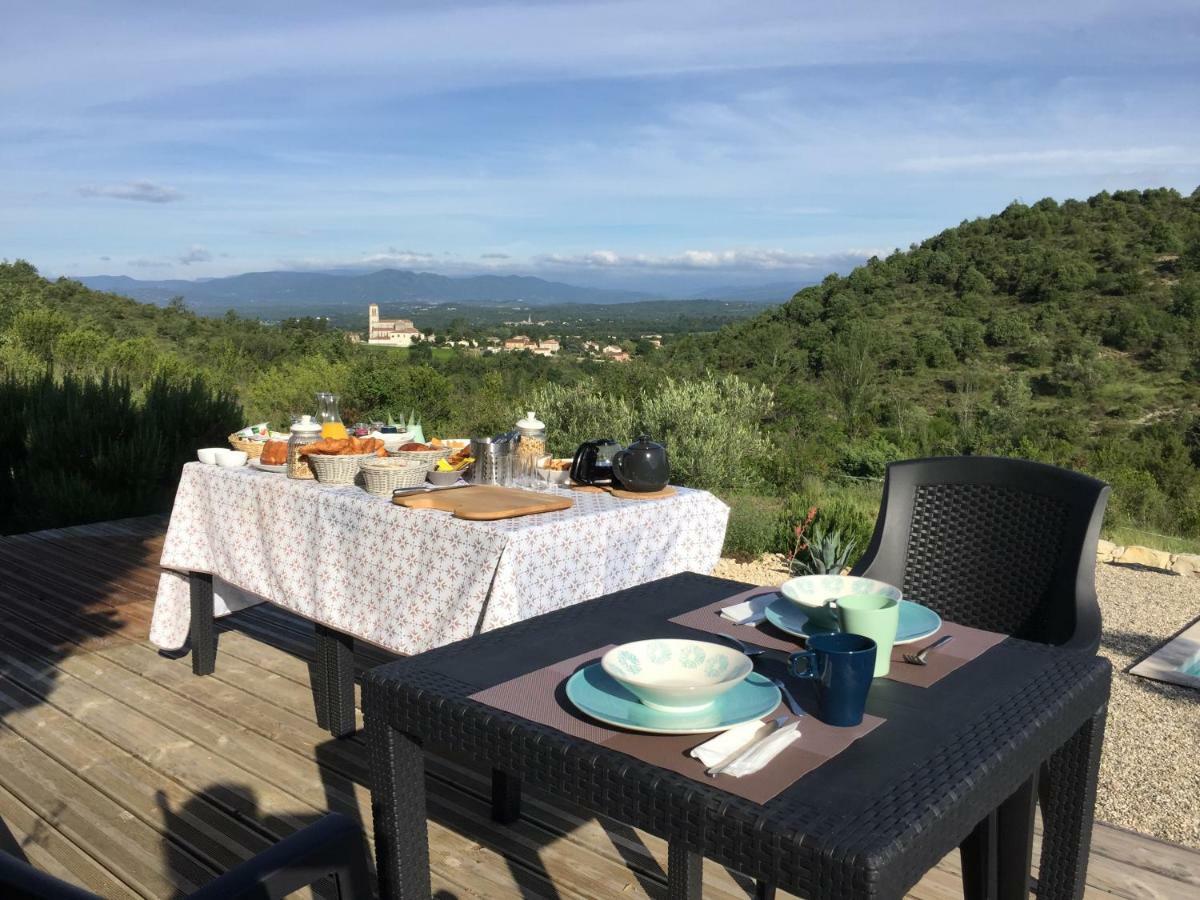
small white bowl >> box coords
[217,450,248,468]
[780,575,902,629]
[601,639,753,712]
[197,448,225,465]
[536,458,572,485]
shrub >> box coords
[523,381,635,457]
[722,494,785,560]
[836,435,899,479]
[637,374,774,491]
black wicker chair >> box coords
[853,455,1110,897]
[0,812,371,899]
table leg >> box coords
[189,572,215,676]
[996,775,1038,900]
[490,769,522,824]
[314,624,356,738]
[960,809,997,900]
[368,718,431,900]
[667,841,702,900]
[1036,706,1107,900]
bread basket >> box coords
[229,431,287,459]
[307,453,379,486]
[359,458,426,495]
[387,446,452,471]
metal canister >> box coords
[468,435,513,486]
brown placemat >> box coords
[669,588,1008,688]
[470,645,885,804]
[885,620,1008,688]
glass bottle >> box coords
[287,415,322,479]
[515,411,547,488]
[315,392,348,440]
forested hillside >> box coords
[3,186,1199,546]
[664,187,1200,541]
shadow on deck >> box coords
[0,517,1197,898]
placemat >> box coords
[470,645,885,804]
[669,587,1008,688]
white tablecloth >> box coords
[150,463,729,656]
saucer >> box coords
[763,597,941,645]
[565,663,781,734]
[251,459,287,473]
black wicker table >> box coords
[364,573,1110,900]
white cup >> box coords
[197,448,225,465]
[217,450,248,467]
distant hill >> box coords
[690,281,814,303]
[667,186,1200,536]
[78,269,654,316]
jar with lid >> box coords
[514,411,547,488]
[287,414,322,479]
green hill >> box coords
[664,186,1200,541]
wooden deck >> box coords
[0,517,1197,899]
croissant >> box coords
[300,437,386,457]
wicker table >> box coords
[364,573,1111,900]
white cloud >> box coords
[480,252,511,260]
[78,180,183,203]
[532,248,880,272]
[894,146,1191,174]
[178,245,212,265]
[127,257,170,268]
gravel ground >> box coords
[710,555,1200,849]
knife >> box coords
[706,714,790,778]
[391,484,473,500]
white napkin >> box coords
[690,719,801,777]
[719,591,777,624]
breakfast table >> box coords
[150,461,729,735]
[363,572,1110,900]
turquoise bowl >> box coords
[600,639,753,713]
[779,575,903,629]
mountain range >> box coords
[77,269,799,317]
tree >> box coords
[820,325,880,436]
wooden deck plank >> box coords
[0,523,1196,900]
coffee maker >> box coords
[569,439,621,487]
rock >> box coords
[1117,545,1173,571]
[1171,553,1200,577]
[1097,539,1117,560]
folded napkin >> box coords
[690,718,801,777]
[719,591,777,625]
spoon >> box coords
[716,635,804,717]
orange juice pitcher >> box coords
[316,392,348,440]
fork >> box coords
[902,634,954,666]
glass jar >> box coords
[315,392,348,440]
[514,411,547,488]
[287,414,322,479]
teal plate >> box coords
[764,597,942,645]
[564,663,781,735]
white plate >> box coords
[251,459,287,473]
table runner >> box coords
[150,463,728,656]
[470,646,885,804]
[670,586,1008,688]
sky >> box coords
[2,0,1199,295]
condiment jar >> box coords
[287,414,322,480]
[514,411,547,487]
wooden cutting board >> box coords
[571,484,677,500]
[393,485,573,520]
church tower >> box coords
[369,304,379,327]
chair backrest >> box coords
[852,456,1109,650]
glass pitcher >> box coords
[315,392,348,440]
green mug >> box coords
[837,594,899,677]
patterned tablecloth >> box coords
[150,463,729,656]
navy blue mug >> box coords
[788,633,877,726]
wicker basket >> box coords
[387,446,452,471]
[307,453,379,486]
[360,458,426,495]
[229,431,287,459]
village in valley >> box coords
[360,302,654,361]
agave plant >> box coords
[789,522,858,576]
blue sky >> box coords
[3,1,1199,294]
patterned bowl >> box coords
[600,639,753,712]
[779,575,903,629]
